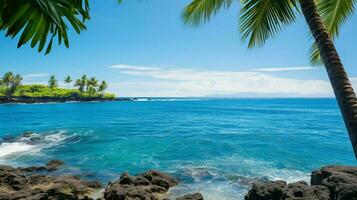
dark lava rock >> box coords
[245,180,287,200]
[176,193,204,200]
[104,170,179,200]
[46,159,65,171]
[0,164,101,200]
[245,165,357,200]
[282,181,330,200]
[311,165,357,200]
[19,159,64,173]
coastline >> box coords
[0,97,137,104]
[1,159,356,200]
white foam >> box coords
[0,142,36,158]
[0,131,69,159]
[169,180,245,200]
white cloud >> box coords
[252,67,317,72]
[23,73,49,78]
[108,64,335,97]
[108,64,159,71]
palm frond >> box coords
[239,0,298,48]
[183,0,234,26]
[0,0,90,54]
[309,0,356,65]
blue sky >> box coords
[1,0,357,97]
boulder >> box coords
[46,159,65,171]
[245,180,287,200]
[104,170,179,200]
[0,164,101,200]
[282,181,330,200]
[245,165,357,200]
[176,193,204,200]
[311,165,357,200]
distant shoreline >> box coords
[0,96,133,104]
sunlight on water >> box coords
[0,99,355,199]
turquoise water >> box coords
[0,98,355,199]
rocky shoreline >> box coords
[245,165,357,200]
[0,159,356,199]
[0,161,203,200]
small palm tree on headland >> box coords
[64,76,72,89]
[87,77,98,93]
[1,72,22,98]
[183,0,357,159]
[98,81,108,96]
[75,75,87,93]
[48,75,58,96]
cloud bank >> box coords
[108,64,340,97]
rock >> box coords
[176,193,204,200]
[245,165,357,200]
[282,181,330,200]
[18,159,64,173]
[140,170,179,189]
[104,170,179,200]
[46,159,65,171]
[311,165,357,200]
[118,172,135,185]
[245,180,287,200]
[0,164,101,200]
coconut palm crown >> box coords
[0,0,90,54]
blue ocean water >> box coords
[0,98,355,199]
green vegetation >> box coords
[182,0,357,158]
[0,72,115,100]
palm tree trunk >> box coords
[300,0,357,159]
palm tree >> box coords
[87,77,98,95]
[48,75,58,95]
[2,72,13,91]
[98,81,108,96]
[183,0,357,159]
[75,75,87,93]
[64,76,73,89]
[1,72,22,98]
[0,0,90,54]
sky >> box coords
[1,0,357,97]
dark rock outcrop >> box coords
[19,159,65,173]
[311,165,357,200]
[104,170,179,200]
[245,180,287,200]
[245,165,357,200]
[0,164,101,200]
[176,193,204,200]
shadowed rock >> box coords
[104,170,179,200]
[245,180,287,200]
[176,193,204,200]
[0,164,101,200]
[245,165,357,200]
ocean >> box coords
[0,98,355,199]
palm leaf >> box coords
[239,0,298,48]
[183,0,234,26]
[0,0,90,54]
[309,0,356,65]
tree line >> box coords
[0,72,108,98]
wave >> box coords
[0,130,69,159]
[169,156,310,200]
